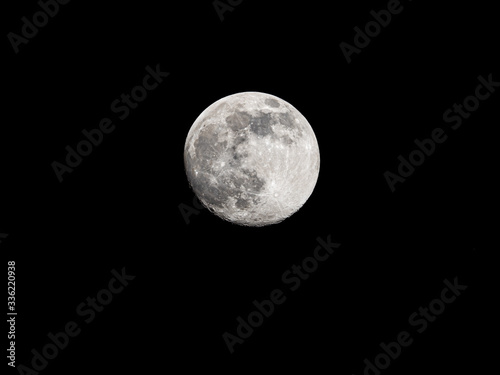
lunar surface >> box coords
[184,92,320,226]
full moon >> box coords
[184,92,320,226]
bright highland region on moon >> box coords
[184,92,320,226]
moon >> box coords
[184,92,320,226]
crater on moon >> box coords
[184,91,320,226]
